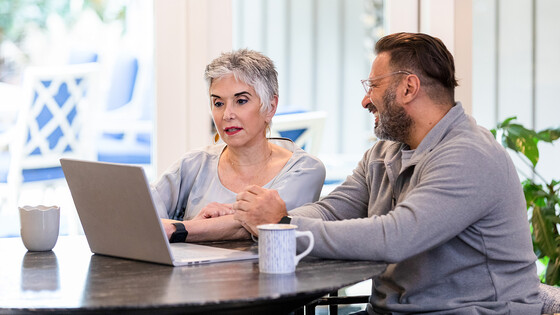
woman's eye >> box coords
[214,101,224,107]
[237,99,248,105]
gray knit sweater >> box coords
[291,103,542,314]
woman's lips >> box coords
[224,127,243,135]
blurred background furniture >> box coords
[94,51,153,173]
[271,110,326,156]
[0,63,98,211]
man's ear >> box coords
[265,95,279,123]
[402,74,420,103]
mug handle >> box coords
[294,231,314,266]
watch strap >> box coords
[278,215,292,224]
[169,222,188,243]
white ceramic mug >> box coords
[19,205,60,251]
[257,224,314,274]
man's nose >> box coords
[362,94,372,109]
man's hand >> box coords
[233,185,288,235]
[193,202,234,220]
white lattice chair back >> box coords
[2,63,98,208]
[271,111,326,156]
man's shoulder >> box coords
[437,118,508,165]
[363,140,403,160]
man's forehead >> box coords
[371,52,391,76]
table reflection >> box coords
[0,236,385,314]
[21,251,60,291]
[80,254,175,307]
[258,273,298,296]
[0,236,90,309]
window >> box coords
[232,0,385,184]
[0,1,154,236]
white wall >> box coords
[154,0,232,176]
[387,0,473,113]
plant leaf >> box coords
[546,256,560,285]
[537,128,560,143]
[523,181,547,208]
[501,124,540,167]
[532,206,558,259]
[496,116,518,128]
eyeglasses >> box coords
[360,70,413,94]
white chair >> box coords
[271,111,327,156]
[0,63,98,211]
[94,52,153,174]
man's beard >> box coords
[373,85,413,144]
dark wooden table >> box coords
[0,236,386,314]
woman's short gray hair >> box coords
[204,49,279,114]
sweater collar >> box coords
[408,102,465,164]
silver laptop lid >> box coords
[61,158,174,265]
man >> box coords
[234,32,542,314]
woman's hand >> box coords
[193,202,234,220]
[161,218,180,240]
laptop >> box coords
[60,158,257,266]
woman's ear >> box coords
[265,95,279,123]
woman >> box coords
[152,49,325,242]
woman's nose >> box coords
[223,104,235,120]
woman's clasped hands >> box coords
[193,202,235,220]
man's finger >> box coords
[236,190,251,202]
[233,208,246,221]
[235,192,243,201]
[233,198,251,212]
[244,184,264,195]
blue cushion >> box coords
[278,129,306,142]
[0,153,9,183]
[276,108,307,115]
[278,128,307,151]
[68,51,98,64]
[106,55,139,110]
[0,152,65,183]
[97,134,151,164]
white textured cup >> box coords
[257,224,314,274]
[19,205,60,251]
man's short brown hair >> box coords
[375,32,458,104]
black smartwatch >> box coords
[169,222,188,243]
[278,215,292,224]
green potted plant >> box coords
[492,117,560,285]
